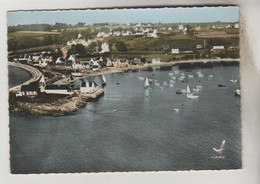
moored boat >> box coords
[144,77,149,88]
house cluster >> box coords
[66,33,94,46]
[177,24,188,34]
[96,27,158,38]
[212,23,239,29]
[16,73,102,97]
[56,55,102,71]
[14,54,52,67]
[66,38,94,47]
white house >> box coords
[152,57,161,63]
[171,49,179,54]
[92,60,100,71]
[55,57,63,64]
[234,23,239,29]
[168,27,172,31]
[80,79,100,94]
[178,24,184,30]
[100,42,110,53]
[147,30,157,38]
[68,55,76,62]
[213,46,225,50]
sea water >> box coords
[9,62,241,174]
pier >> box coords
[81,89,104,99]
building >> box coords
[80,79,100,94]
[147,29,157,38]
[178,24,184,30]
[234,23,239,29]
[196,45,202,49]
[195,26,201,31]
[16,81,39,97]
[152,57,161,63]
[68,55,76,63]
[44,84,73,95]
[92,60,100,71]
[100,42,110,53]
[213,46,225,50]
[55,57,63,64]
[171,49,179,54]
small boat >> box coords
[176,88,182,94]
[71,72,83,77]
[148,79,153,83]
[198,73,204,78]
[174,108,180,112]
[163,81,168,86]
[174,70,180,75]
[218,77,226,87]
[186,85,199,99]
[169,84,174,87]
[188,75,194,78]
[138,76,144,80]
[155,82,160,86]
[101,75,106,86]
[218,84,226,87]
[169,80,175,84]
[235,89,241,96]
[208,75,213,79]
[144,77,149,88]
[181,79,187,83]
[178,76,185,81]
[193,88,200,92]
[229,79,237,83]
[196,85,203,89]
[169,73,173,76]
[172,76,176,80]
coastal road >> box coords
[8,62,42,92]
[61,46,67,59]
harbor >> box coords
[9,61,241,173]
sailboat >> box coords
[101,75,107,86]
[144,77,149,89]
[186,85,199,99]
[218,77,226,87]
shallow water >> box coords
[8,65,32,88]
[9,62,241,174]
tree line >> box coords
[8,22,87,33]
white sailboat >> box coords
[144,77,149,88]
[101,75,107,85]
[186,85,199,99]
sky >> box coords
[7,6,239,26]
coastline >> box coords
[9,58,239,116]
[54,58,240,84]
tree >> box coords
[69,44,86,55]
[115,41,127,52]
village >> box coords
[8,21,240,115]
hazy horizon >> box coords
[8,6,239,26]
